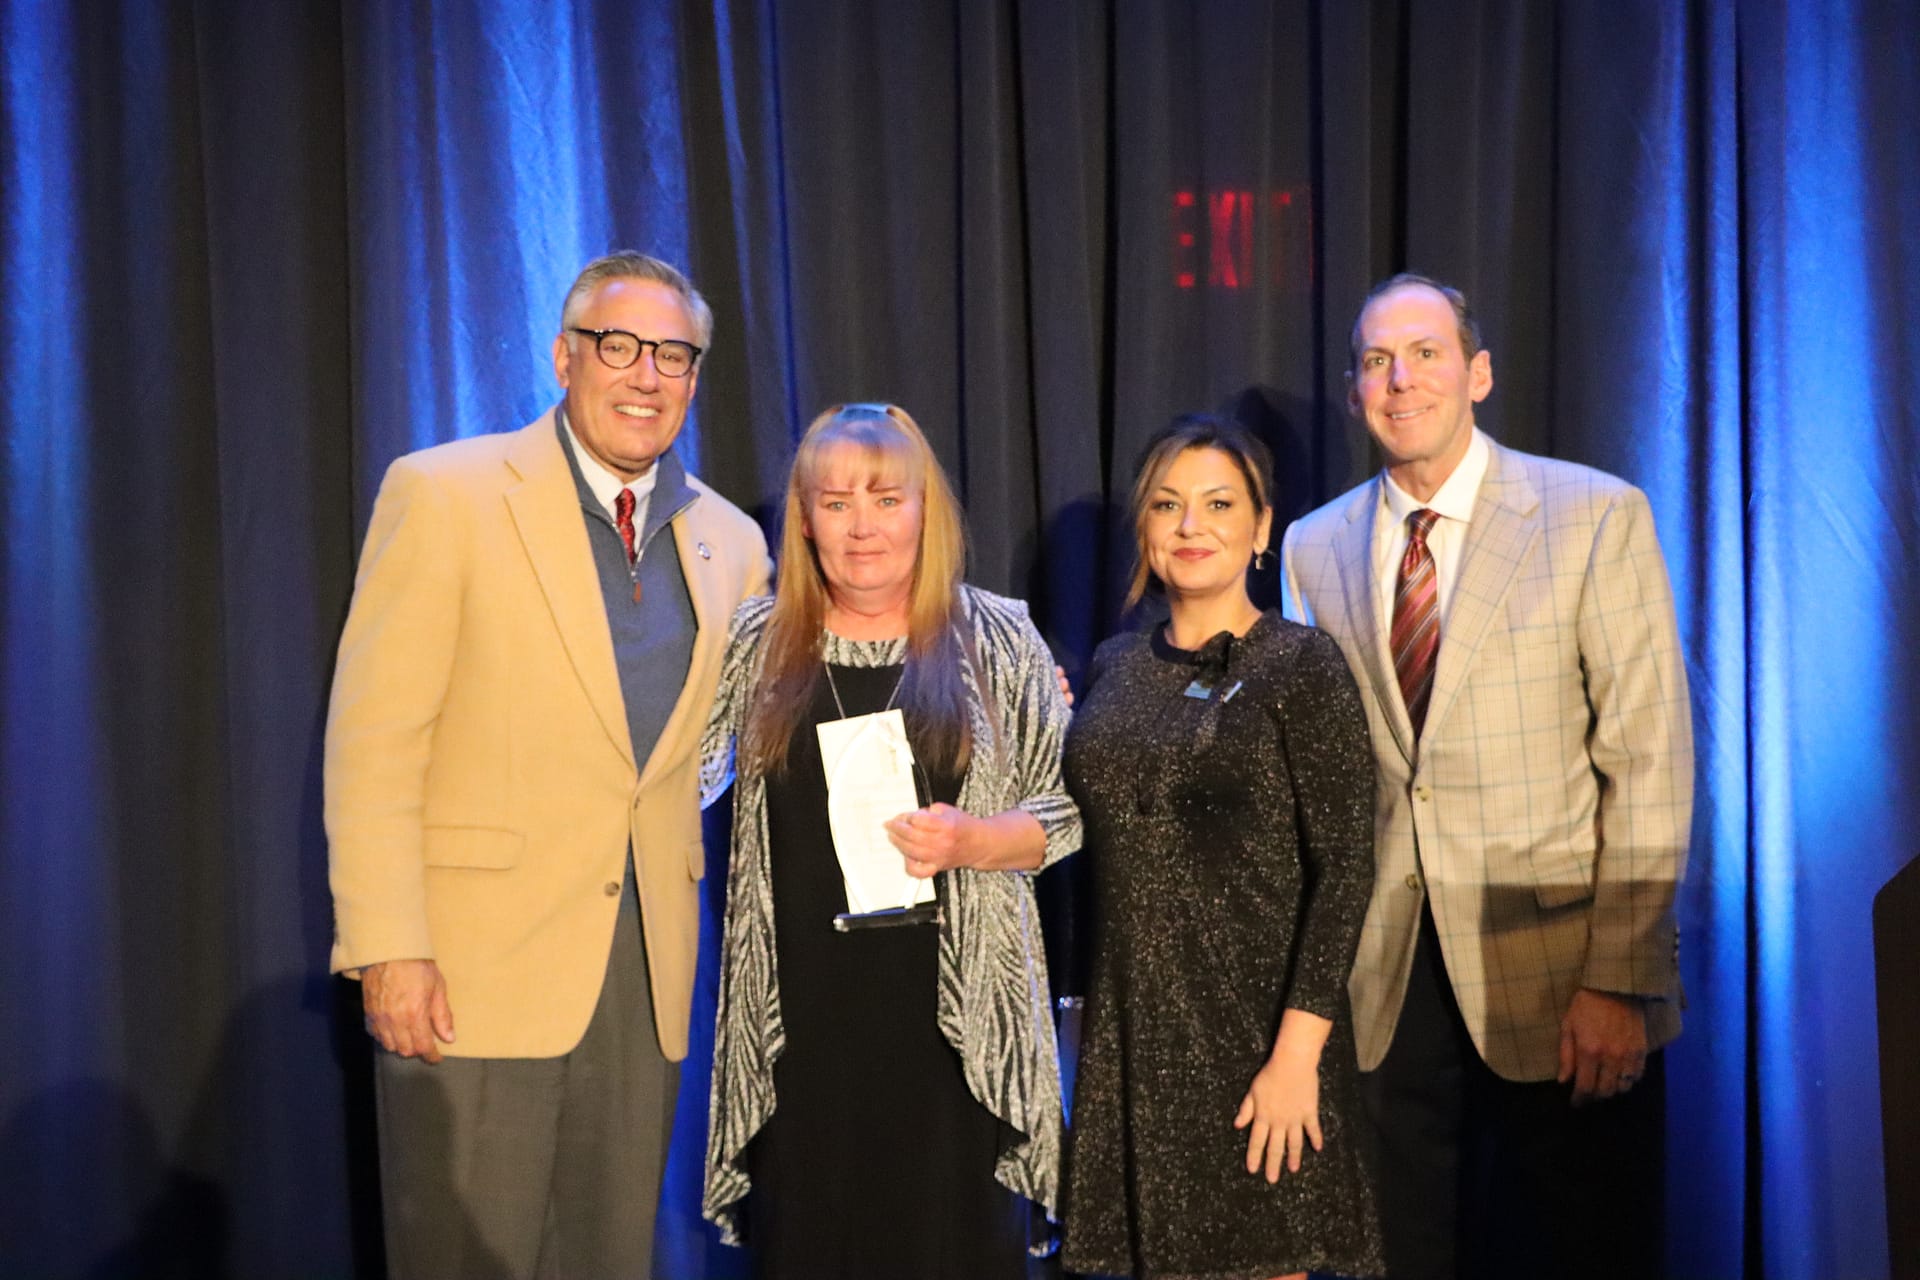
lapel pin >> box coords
[1183,678,1244,702]
[697,542,712,559]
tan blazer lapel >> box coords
[1423,442,1541,741]
[1333,480,1417,766]
[637,497,725,790]
[503,415,637,773]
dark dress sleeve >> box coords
[1081,635,1111,696]
[1276,627,1377,1023]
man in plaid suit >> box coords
[1280,275,1693,1280]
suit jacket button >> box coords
[604,881,621,897]
[1413,784,1431,802]
[1404,873,1421,891]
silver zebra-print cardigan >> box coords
[699,585,1082,1242]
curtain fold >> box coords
[1738,2,1917,1271]
[2,2,1914,1276]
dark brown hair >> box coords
[1123,414,1274,609]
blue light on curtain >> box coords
[343,0,701,509]
[1658,2,1755,1273]
[1561,4,1756,1272]
[1742,4,1914,1273]
[0,0,115,1094]
[2,3,155,1269]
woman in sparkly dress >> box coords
[700,403,1080,1279]
[1062,416,1385,1280]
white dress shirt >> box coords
[563,411,659,552]
[1370,425,1492,635]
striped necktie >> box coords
[1391,508,1441,737]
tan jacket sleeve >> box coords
[325,456,466,975]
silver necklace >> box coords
[822,660,906,721]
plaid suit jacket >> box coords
[1280,438,1692,1081]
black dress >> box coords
[1060,613,1387,1280]
[746,661,1027,1280]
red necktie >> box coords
[614,489,642,603]
[1390,508,1441,737]
[614,489,638,566]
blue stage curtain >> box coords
[2,2,1915,1276]
[1733,3,1920,1273]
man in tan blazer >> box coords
[326,252,770,1279]
[1281,275,1692,1280]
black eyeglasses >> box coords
[568,328,702,377]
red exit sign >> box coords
[1172,187,1313,290]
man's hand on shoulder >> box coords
[362,958,455,1064]
[1557,987,1648,1106]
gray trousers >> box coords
[374,863,678,1280]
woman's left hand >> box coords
[885,802,975,876]
[1233,1044,1324,1182]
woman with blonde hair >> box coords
[1062,414,1384,1280]
[700,402,1080,1279]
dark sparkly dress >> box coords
[1061,612,1386,1280]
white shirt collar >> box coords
[561,409,658,519]
[1382,425,1490,528]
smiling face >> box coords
[552,277,701,481]
[804,442,926,616]
[1140,445,1273,604]
[1348,283,1493,495]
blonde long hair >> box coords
[743,404,975,776]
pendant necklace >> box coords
[823,659,907,720]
